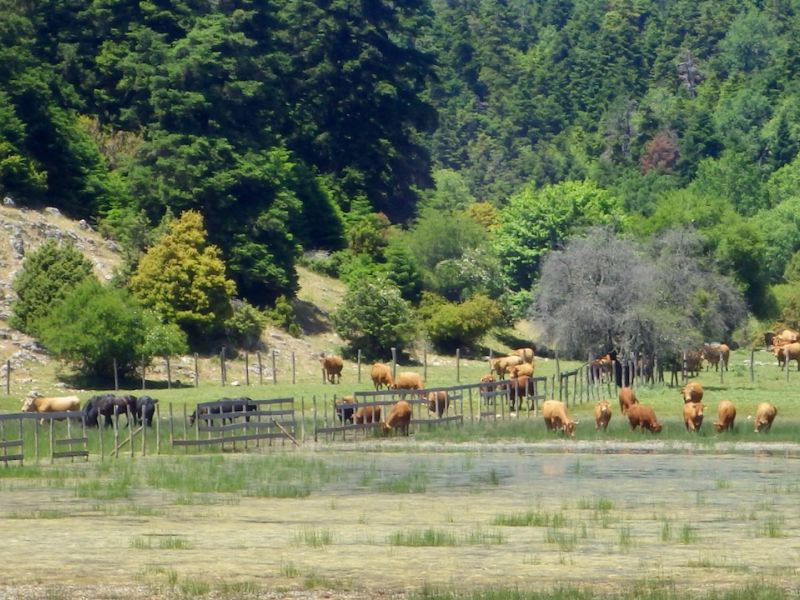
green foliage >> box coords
[346,212,390,256]
[140,314,188,359]
[225,299,269,349]
[10,240,94,335]
[36,279,147,378]
[264,296,300,339]
[494,180,625,290]
[332,276,416,358]
[383,241,424,304]
[419,293,501,352]
[129,210,235,345]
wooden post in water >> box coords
[166,356,172,390]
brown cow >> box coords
[773,342,800,370]
[751,402,777,433]
[618,387,638,415]
[594,400,612,431]
[353,405,382,424]
[21,394,81,425]
[320,355,343,383]
[588,354,613,383]
[542,400,578,437]
[393,371,424,391]
[626,404,662,433]
[682,402,705,432]
[490,355,523,378]
[508,375,533,411]
[512,347,535,364]
[427,391,450,417]
[681,381,704,404]
[713,400,736,433]
[381,400,412,436]
[370,363,394,390]
[702,343,730,371]
[683,350,703,376]
[509,363,534,378]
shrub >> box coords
[264,295,301,338]
[419,293,501,352]
[332,276,416,358]
[10,240,94,335]
[225,299,269,349]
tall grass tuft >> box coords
[293,527,333,547]
[493,511,567,528]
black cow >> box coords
[82,394,131,428]
[189,397,257,426]
[134,395,158,427]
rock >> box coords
[10,227,24,259]
[77,219,92,231]
[230,380,241,386]
[44,207,61,216]
[54,382,67,389]
[3,196,15,206]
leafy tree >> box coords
[383,240,423,304]
[494,180,625,290]
[419,292,500,352]
[407,205,484,276]
[226,299,269,349]
[140,313,189,359]
[10,240,94,335]
[37,279,150,379]
[129,210,235,345]
[332,276,416,358]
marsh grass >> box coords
[660,520,672,542]
[577,497,614,511]
[759,517,784,538]
[493,511,567,528]
[293,527,333,547]
[159,535,191,549]
[618,526,633,551]
[389,527,503,547]
[375,462,430,493]
[280,560,300,578]
[678,524,698,544]
[130,536,152,549]
[544,528,577,552]
[7,509,68,519]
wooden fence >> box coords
[0,412,88,465]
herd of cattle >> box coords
[20,391,158,427]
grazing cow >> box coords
[21,394,80,424]
[393,371,424,393]
[427,391,449,418]
[594,400,612,431]
[683,350,703,377]
[508,375,533,411]
[189,397,256,426]
[542,400,578,438]
[83,394,130,428]
[509,363,534,378]
[773,342,800,371]
[490,355,523,378]
[626,404,662,433]
[370,363,394,390]
[134,395,158,427]
[512,347,535,364]
[702,343,730,371]
[478,373,497,405]
[682,402,705,432]
[681,381,704,404]
[335,395,357,424]
[320,355,344,384]
[353,405,382,424]
[751,402,777,433]
[588,354,613,384]
[618,387,639,416]
[713,400,736,433]
[381,400,412,436]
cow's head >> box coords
[651,422,663,433]
[563,420,577,438]
[713,421,724,433]
[20,397,36,412]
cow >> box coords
[83,394,131,428]
[508,375,533,411]
[542,400,578,438]
[512,347,535,364]
[713,400,736,433]
[773,342,800,371]
[683,350,703,377]
[427,391,449,418]
[335,395,357,423]
[751,402,777,433]
[681,381,704,404]
[626,404,662,433]
[702,343,730,371]
[188,397,256,426]
[393,371,424,395]
[618,387,638,416]
[478,373,498,406]
[588,354,613,384]
[353,405,382,424]
[381,400,412,436]
[370,363,394,390]
[509,363,534,378]
[594,400,612,431]
[489,355,523,378]
[21,394,80,424]
[320,355,343,384]
[682,402,705,432]
[134,395,158,427]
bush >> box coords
[419,293,501,352]
[332,276,416,358]
[10,240,94,335]
[264,295,301,338]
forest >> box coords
[3,0,800,369]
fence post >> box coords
[424,346,428,383]
[357,349,362,384]
[194,353,199,387]
[220,346,226,386]
[166,356,171,390]
[257,351,263,385]
[719,351,724,385]
[5,359,9,395]
[292,352,296,385]
[749,349,754,383]
[272,349,277,384]
[141,355,146,390]
[155,403,161,455]
[113,358,119,391]
[391,347,397,381]
[245,352,250,386]
[786,347,790,382]
[456,348,461,383]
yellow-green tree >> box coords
[129,210,235,345]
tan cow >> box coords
[683,350,703,376]
[626,404,662,433]
[320,355,343,383]
[702,343,730,371]
[681,381,704,404]
[713,400,736,433]
[542,400,578,438]
[426,391,449,418]
[509,362,534,378]
[490,355,523,378]
[512,347,535,364]
[682,402,705,432]
[370,363,394,390]
[773,342,800,371]
[393,371,423,391]
[618,387,638,415]
[751,402,777,433]
[508,375,533,411]
[353,405,382,424]
[594,400,612,431]
[381,400,412,436]
[21,394,81,425]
